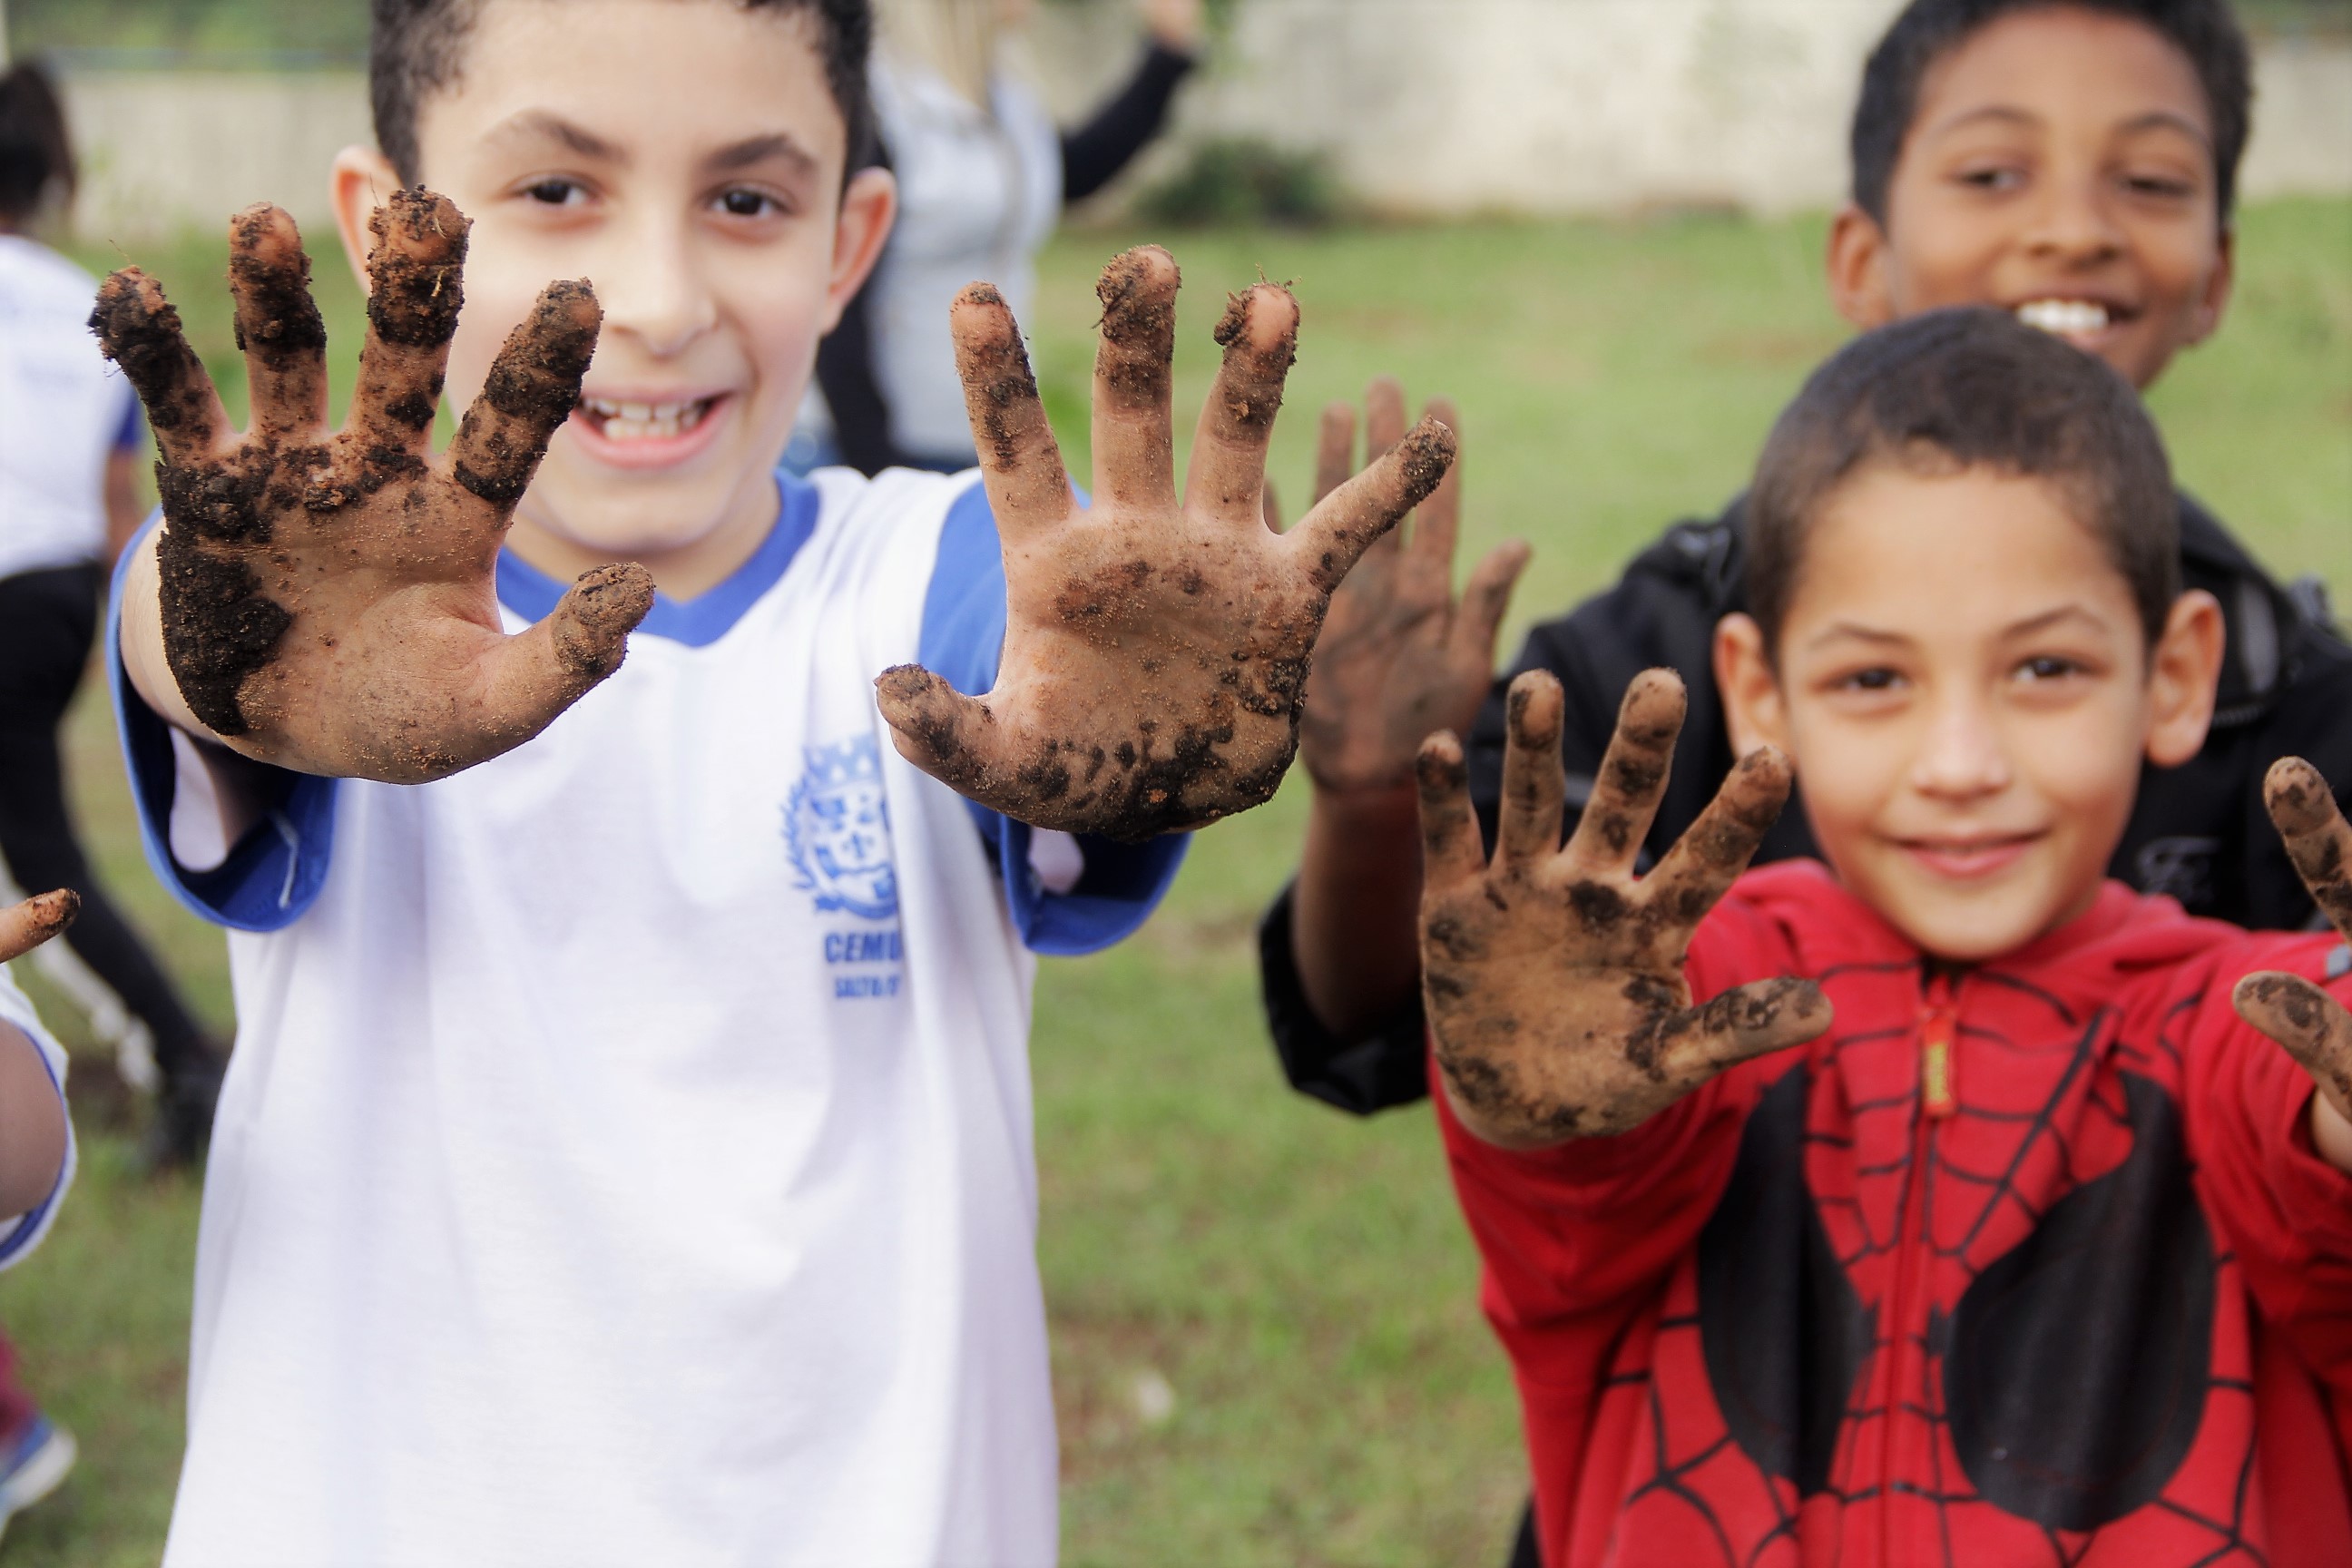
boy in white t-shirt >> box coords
[90,0,1448,1561]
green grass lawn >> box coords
[2,199,2344,1564]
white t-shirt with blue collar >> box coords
[115,466,1185,1567]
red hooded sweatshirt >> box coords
[1438,861,2352,1567]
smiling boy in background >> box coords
[92,0,1448,1561]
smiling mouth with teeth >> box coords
[2014,299,2113,337]
[578,395,720,442]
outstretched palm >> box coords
[1294,379,1529,794]
[1416,668,1830,1149]
[874,249,1455,841]
[93,191,652,783]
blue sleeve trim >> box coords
[108,518,338,933]
[111,389,144,454]
[917,481,1187,956]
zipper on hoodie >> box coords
[1920,972,1958,1119]
[1883,969,1957,1557]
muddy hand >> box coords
[2232,758,2352,1122]
[1291,378,1529,795]
[874,249,1455,841]
[0,891,78,965]
[93,192,652,783]
[1416,668,1829,1149]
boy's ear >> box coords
[818,168,898,337]
[330,145,405,291]
[1715,612,1790,760]
[1826,202,1897,332]
[2145,589,2225,769]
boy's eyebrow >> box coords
[485,111,626,165]
[705,133,821,181]
[2115,110,2215,152]
[1999,603,2111,639]
[1926,103,2212,152]
[1805,622,1912,651]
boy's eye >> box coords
[1837,668,1904,692]
[524,179,587,207]
[2121,172,2195,201]
[716,189,782,219]
[2015,655,2083,682]
[1955,164,2024,193]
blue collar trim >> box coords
[495,471,821,649]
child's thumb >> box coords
[2234,970,2352,1090]
[470,563,653,760]
[0,890,79,966]
[1661,977,1833,1079]
[876,664,997,797]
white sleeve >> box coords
[0,970,75,1269]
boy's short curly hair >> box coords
[370,0,877,187]
[1850,0,2252,229]
[1746,308,2179,661]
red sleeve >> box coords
[1434,888,1802,1382]
[2180,936,2352,1394]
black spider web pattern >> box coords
[1610,969,2269,1566]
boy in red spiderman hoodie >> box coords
[1413,306,2352,1567]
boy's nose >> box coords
[1910,697,2014,800]
[596,219,720,357]
[2020,171,2127,268]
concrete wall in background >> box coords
[52,0,2352,240]
[63,70,373,242]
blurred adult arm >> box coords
[1059,0,1203,202]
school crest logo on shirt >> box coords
[784,736,898,920]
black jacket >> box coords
[1259,494,2352,1115]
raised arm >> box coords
[1289,379,1527,1040]
[97,191,653,784]
[1416,667,1829,1150]
[874,249,1455,841]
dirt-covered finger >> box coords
[1364,376,1406,462]
[1089,246,1179,513]
[1562,669,1686,876]
[228,204,329,441]
[1645,978,1832,1082]
[953,283,1072,538]
[2233,971,2352,1114]
[1312,401,1355,508]
[1289,415,1456,594]
[1494,670,1566,872]
[1643,745,1793,935]
[89,270,230,465]
[875,663,1003,798]
[446,280,601,518]
[347,188,471,451]
[0,890,79,965]
[453,564,653,779]
[1449,540,1532,671]
[1416,731,1486,887]
[1183,284,1298,522]
[1405,395,1464,580]
[2262,757,2352,939]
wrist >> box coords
[1306,774,1421,828]
[2312,1091,2352,1176]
